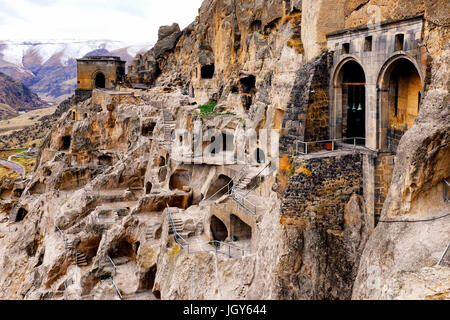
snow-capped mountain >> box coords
[0,40,153,102]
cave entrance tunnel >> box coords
[381,58,422,152]
[138,265,161,299]
[230,214,252,242]
[142,122,156,137]
[98,155,113,166]
[205,174,233,200]
[146,181,153,195]
[169,169,191,191]
[15,207,28,222]
[210,215,228,242]
[77,236,102,264]
[239,75,256,94]
[201,64,215,79]
[61,136,71,150]
[339,60,366,143]
[109,237,138,261]
[94,72,106,88]
[207,133,234,155]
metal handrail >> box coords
[242,162,271,197]
[444,179,450,203]
[110,278,122,300]
[205,164,248,201]
[166,205,246,258]
[437,242,450,266]
[231,191,257,215]
[296,137,367,155]
[166,205,188,248]
[108,256,117,274]
[186,240,247,258]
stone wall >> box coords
[374,154,395,220]
[275,152,369,299]
[279,52,331,156]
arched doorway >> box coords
[210,215,228,242]
[378,56,423,153]
[94,72,106,88]
[205,174,233,199]
[332,59,367,144]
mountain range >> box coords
[0,71,47,119]
[0,40,152,102]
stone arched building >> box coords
[76,56,126,92]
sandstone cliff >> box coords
[0,0,448,300]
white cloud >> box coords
[0,0,204,43]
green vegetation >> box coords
[197,102,236,118]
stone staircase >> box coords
[162,109,176,147]
[69,250,88,267]
[233,172,253,191]
[168,217,183,234]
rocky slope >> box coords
[0,40,152,102]
[0,0,448,300]
[0,72,47,113]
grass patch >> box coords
[197,102,236,118]
[12,157,36,175]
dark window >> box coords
[201,65,215,79]
[342,43,350,54]
[364,36,373,52]
[62,136,71,150]
[395,34,404,51]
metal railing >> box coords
[108,256,117,274]
[205,164,249,202]
[437,242,450,266]
[166,205,246,258]
[296,137,367,155]
[444,179,450,203]
[185,240,247,258]
[111,278,123,300]
[231,191,257,215]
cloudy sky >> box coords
[0,0,204,43]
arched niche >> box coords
[377,55,423,153]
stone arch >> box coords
[210,215,228,242]
[377,54,424,153]
[205,174,233,199]
[169,169,191,191]
[145,182,152,195]
[94,71,106,88]
[254,148,266,164]
[331,57,367,144]
[230,214,251,242]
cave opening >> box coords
[205,174,233,199]
[139,265,161,299]
[146,182,152,195]
[201,64,215,79]
[61,136,71,150]
[109,238,135,260]
[210,215,228,242]
[142,122,156,136]
[239,75,256,94]
[169,169,191,191]
[230,214,251,241]
[98,155,113,166]
[15,207,28,222]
